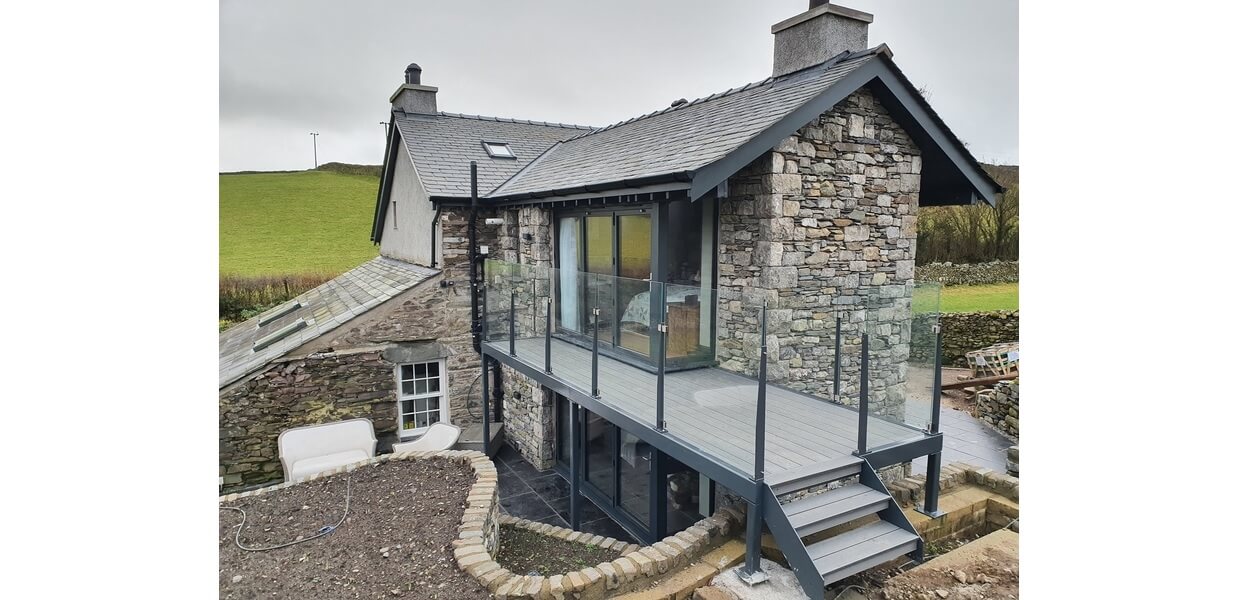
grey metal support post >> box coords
[737,303,770,585]
[508,292,516,357]
[918,324,944,517]
[655,283,667,432]
[481,345,490,455]
[544,299,553,374]
[856,332,869,456]
[591,308,601,398]
[930,326,943,434]
[833,314,842,399]
[570,404,583,529]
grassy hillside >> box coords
[219,170,379,276]
[940,282,1019,313]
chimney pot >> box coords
[404,63,422,85]
[772,3,873,77]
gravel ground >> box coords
[219,459,488,599]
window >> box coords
[392,201,398,229]
[482,141,515,159]
[397,361,447,437]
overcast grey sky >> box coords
[220,0,1017,172]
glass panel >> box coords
[401,399,414,414]
[901,282,942,431]
[556,217,583,333]
[584,410,613,498]
[428,377,440,393]
[427,397,440,411]
[401,380,414,396]
[401,364,414,380]
[427,362,439,376]
[617,214,652,355]
[618,431,651,524]
[585,215,613,276]
[663,456,703,536]
[403,415,416,430]
[662,282,714,364]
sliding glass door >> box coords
[555,209,653,357]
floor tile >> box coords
[501,491,560,522]
[495,467,531,499]
[528,473,571,499]
[579,517,637,543]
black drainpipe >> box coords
[466,161,505,421]
[469,161,481,353]
[429,205,441,268]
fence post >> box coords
[544,299,553,374]
[833,314,842,399]
[930,324,942,434]
[591,307,601,399]
[655,282,667,432]
[509,291,516,357]
[856,332,869,455]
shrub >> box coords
[219,273,333,325]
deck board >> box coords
[487,336,922,478]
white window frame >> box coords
[396,359,449,438]
[482,141,516,159]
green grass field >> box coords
[938,282,1018,313]
[219,171,379,276]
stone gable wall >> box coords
[717,88,922,421]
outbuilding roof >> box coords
[219,257,437,389]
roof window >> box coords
[482,141,516,159]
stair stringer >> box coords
[857,462,925,563]
[761,486,830,600]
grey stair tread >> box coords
[765,455,861,488]
[784,484,889,532]
[805,521,918,583]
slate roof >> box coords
[219,257,438,388]
[487,52,877,199]
[393,112,591,198]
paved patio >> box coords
[492,445,638,543]
[912,404,1015,473]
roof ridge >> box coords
[558,47,882,143]
[435,111,593,130]
[487,140,563,197]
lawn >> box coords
[219,171,379,276]
[938,282,1018,313]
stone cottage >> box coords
[220,2,1000,592]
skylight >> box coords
[482,141,515,159]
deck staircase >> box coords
[761,455,923,599]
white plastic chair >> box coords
[392,422,462,453]
[278,418,377,482]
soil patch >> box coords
[219,458,487,599]
[879,529,1019,600]
[494,524,619,575]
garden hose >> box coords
[220,475,352,552]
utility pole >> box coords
[378,121,388,141]
[309,132,319,168]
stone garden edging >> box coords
[887,461,1020,507]
[458,504,746,599]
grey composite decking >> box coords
[486,336,923,479]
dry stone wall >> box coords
[940,310,1019,365]
[717,88,923,421]
[500,364,555,470]
[975,378,1019,440]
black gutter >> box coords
[481,170,696,203]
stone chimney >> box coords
[389,63,438,114]
[772,1,873,77]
